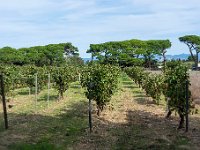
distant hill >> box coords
[166,53,190,60]
[82,54,190,62]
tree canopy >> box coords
[0,43,81,66]
[87,39,171,68]
[179,35,200,68]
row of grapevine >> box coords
[0,65,80,100]
[125,63,195,129]
[125,67,164,104]
[81,64,120,116]
[1,63,120,132]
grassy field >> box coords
[0,75,200,149]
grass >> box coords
[0,74,200,149]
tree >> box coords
[143,40,160,68]
[0,47,24,65]
[63,43,79,57]
[155,40,171,72]
[0,43,79,66]
[87,39,146,67]
[66,56,84,66]
[87,39,171,68]
[187,55,196,62]
[142,40,171,71]
[179,35,200,69]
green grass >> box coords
[0,81,88,149]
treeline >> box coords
[0,43,84,67]
[87,39,171,68]
[87,35,200,69]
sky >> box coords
[0,0,200,58]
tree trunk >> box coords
[166,110,172,118]
[97,108,101,116]
[195,51,199,69]
[162,50,166,73]
[178,114,185,129]
[60,91,64,100]
[91,53,94,61]
[148,57,151,69]
[178,108,185,129]
[58,87,64,101]
[97,105,103,116]
[30,87,34,94]
[187,44,196,68]
[187,44,195,62]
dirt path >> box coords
[74,86,200,149]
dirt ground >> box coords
[74,85,200,150]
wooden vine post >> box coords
[0,74,8,129]
[185,80,189,132]
[47,73,50,107]
[88,82,93,133]
[89,98,92,133]
[35,73,38,111]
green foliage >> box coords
[81,64,120,115]
[125,67,164,104]
[0,43,79,66]
[143,74,164,104]
[166,60,182,69]
[87,39,171,68]
[164,62,191,116]
[125,61,195,128]
[65,56,84,67]
[51,66,77,99]
[179,35,200,45]
[125,67,148,87]
[179,35,200,68]
[0,66,15,95]
[0,47,23,65]
[0,65,79,98]
[19,66,48,93]
[187,55,195,61]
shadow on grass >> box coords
[134,97,148,105]
[15,88,31,96]
[134,94,148,98]
[134,96,158,106]
[72,102,199,149]
[0,101,199,149]
[37,94,58,102]
[0,100,89,149]
[121,85,136,89]
[77,108,196,149]
[70,84,82,89]
[114,110,193,150]
[121,81,138,89]
[17,91,29,96]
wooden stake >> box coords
[0,74,8,129]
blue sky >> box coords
[0,0,200,57]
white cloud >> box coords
[0,0,200,57]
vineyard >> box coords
[1,0,200,149]
[0,64,200,149]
